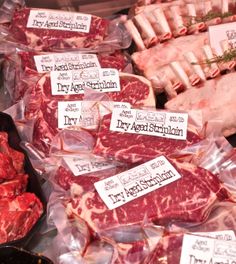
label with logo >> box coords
[64,156,116,176]
[209,22,236,55]
[58,101,99,129]
[51,68,120,95]
[94,156,181,210]
[34,53,100,73]
[110,108,188,140]
[27,9,91,33]
[179,234,236,264]
[58,101,130,129]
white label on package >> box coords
[34,53,100,73]
[58,101,100,129]
[193,231,236,241]
[27,9,91,33]
[209,22,236,55]
[50,68,120,95]
[58,101,82,129]
[110,108,188,140]
[64,156,116,176]
[94,155,181,210]
[180,234,236,264]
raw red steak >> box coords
[0,192,43,244]
[147,206,236,263]
[5,50,131,103]
[0,132,24,173]
[0,152,17,182]
[54,165,127,191]
[0,174,28,199]
[9,8,109,51]
[93,113,201,164]
[65,159,233,237]
[25,73,155,155]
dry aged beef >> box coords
[146,205,236,263]
[25,73,155,155]
[0,192,43,244]
[54,165,127,191]
[9,8,109,51]
[165,72,236,137]
[5,50,131,103]
[65,159,233,237]
[127,0,236,50]
[79,225,162,264]
[93,113,201,164]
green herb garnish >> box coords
[191,48,236,66]
[186,11,233,27]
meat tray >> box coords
[0,246,53,264]
[0,112,46,247]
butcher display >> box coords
[0,192,43,244]
[4,50,132,103]
[24,72,155,155]
[126,0,236,50]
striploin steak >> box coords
[93,113,201,164]
[5,50,131,103]
[25,73,155,155]
[9,7,109,51]
[65,159,233,237]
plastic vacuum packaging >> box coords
[4,63,155,157]
[0,112,45,247]
[0,0,132,52]
[146,203,236,263]
[2,47,133,104]
[45,138,236,263]
[92,107,223,164]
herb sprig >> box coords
[186,11,233,27]
[191,48,236,66]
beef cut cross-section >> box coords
[65,158,234,238]
[0,192,43,244]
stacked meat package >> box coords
[1,0,236,263]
